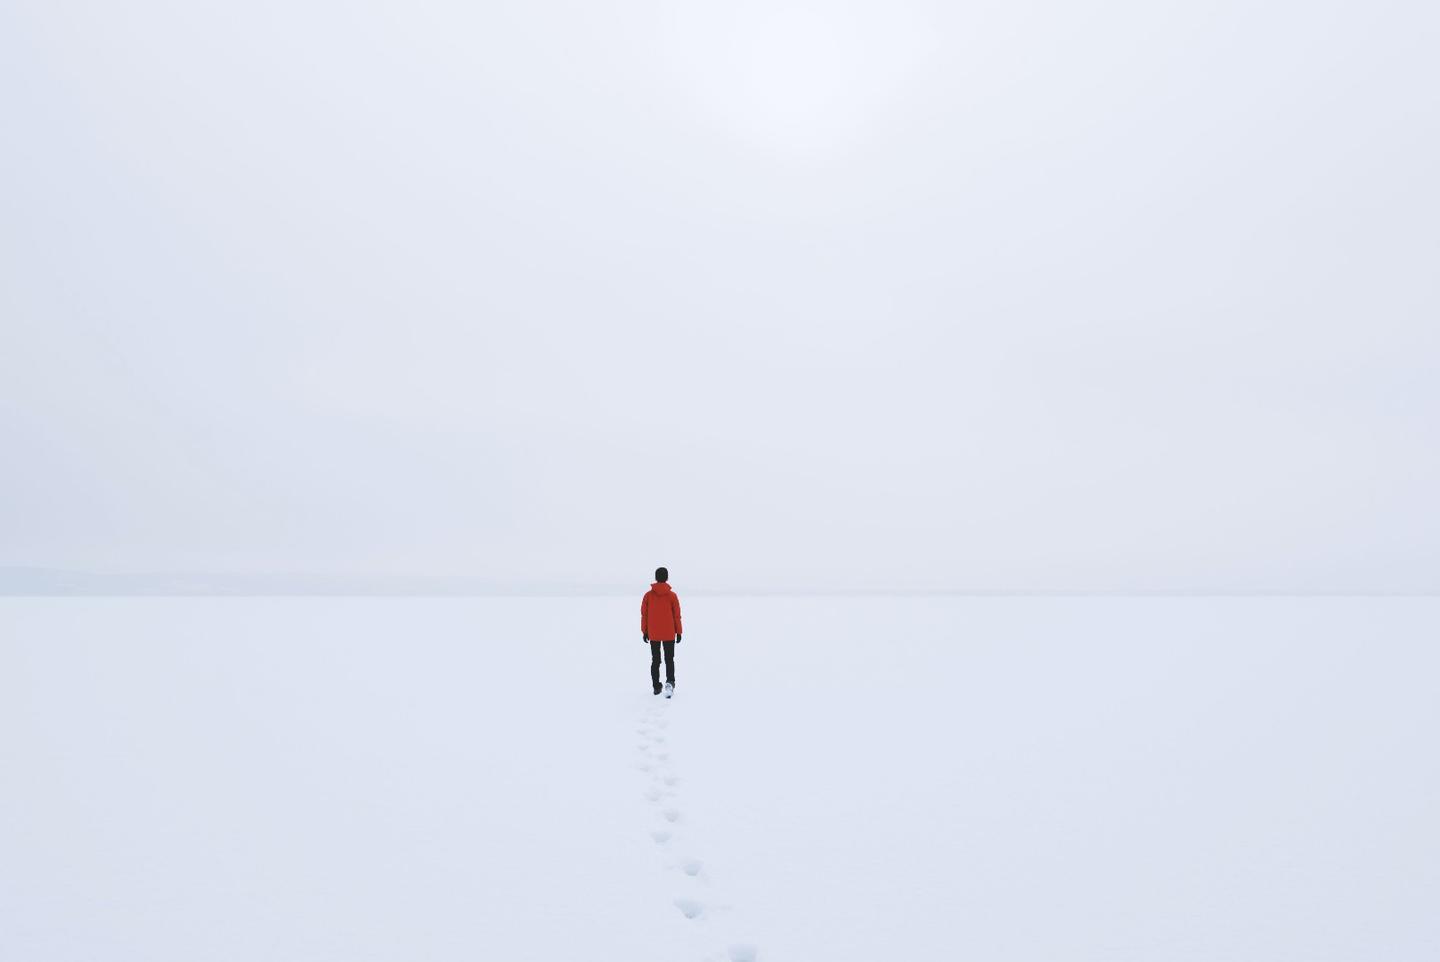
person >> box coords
[641,567,683,697]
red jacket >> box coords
[641,582,682,642]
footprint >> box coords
[679,857,702,877]
[655,752,670,761]
[650,830,672,845]
[644,787,663,802]
[636,763,652,772]
[661,808,681,823]
[727,944,758,962]
[663,775,679,786]
[673,898,704,920]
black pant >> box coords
[650,640,675,692]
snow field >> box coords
[3,595,1438,961]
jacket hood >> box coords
[650,582,672,593]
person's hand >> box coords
[675,633,682,643]
[642,633,649,643]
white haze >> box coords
[2,0,1437,592]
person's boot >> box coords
[663,682,674,699]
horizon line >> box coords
[0,566,1435,598]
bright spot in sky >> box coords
[663,2,937,156]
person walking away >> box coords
[641,567,682,697]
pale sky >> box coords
[3,0,1437,591]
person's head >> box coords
[654,567,669,583]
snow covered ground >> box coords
[3,595,1437,961]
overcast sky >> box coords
[2,0,1437,591]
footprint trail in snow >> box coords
[635,698,759,961]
